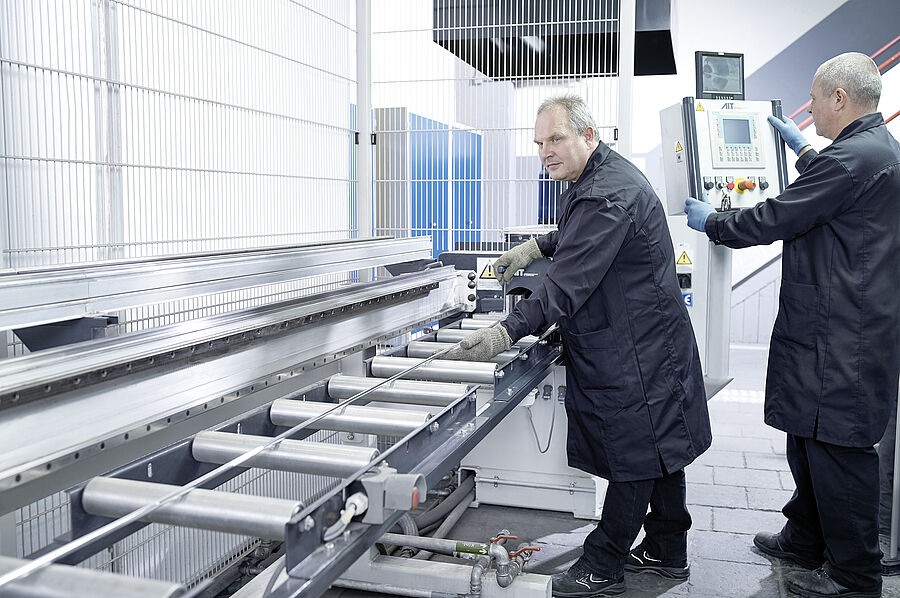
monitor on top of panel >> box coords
[695,51,745,100]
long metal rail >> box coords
[0,267,470,512]
[0,237,433,331]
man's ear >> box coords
[833,87,848,111]
[583,126,595,144]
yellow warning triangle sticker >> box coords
[696,103,705,111]
[675,141,683,152]
[480,264,497,279]
[676,251,692,265]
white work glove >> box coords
[493,238,542,285]
[443,325,512,362]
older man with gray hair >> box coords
[685,52,900,597]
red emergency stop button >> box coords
[738,179,756,191]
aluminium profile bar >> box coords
[0,237,433,331]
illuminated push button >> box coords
[727,181,735,190]
[738,179,756,191]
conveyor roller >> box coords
[435,328,539,347]
[81,477,304,540]
[269,400,431,436]
[406,341,518,364]
[191,431,379,477]
[370,356,498,384]
[326,375,470,406]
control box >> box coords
[660,98,788,215]
[659,98,788,393]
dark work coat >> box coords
[705,113,900,447]
[503,143,712,482]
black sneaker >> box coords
[753,531,823,570]
[551,564,626,597]
[784,567,882,598]
[624,546,690,579]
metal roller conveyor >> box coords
[370,356,498,384]
[326,375,470,406]
[406,341,519,364]
[81,477,304,540]
[0,556,185,598]
[458,318,500,329]
[269,400,431,436]
[435,328,540,347]
[191,431,379,477]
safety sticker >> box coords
[675,141,683,152]
[476,257,502,291]
[676,251,692,265]
[683,292,693,307]
[696,103,705,111]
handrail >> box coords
[788,33,900,127]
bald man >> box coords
[686,52,900,597]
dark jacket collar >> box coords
[833,113,885,143]
[572,142,611,188]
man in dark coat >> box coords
[447,95,712,597]
[685,52,900,598]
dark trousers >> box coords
[577,468,691,578]
[781,434,881,588]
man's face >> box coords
[809,74,838,140]
[534,106,594,182]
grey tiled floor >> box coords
[325,345,900,597]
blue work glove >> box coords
[767,114,809,155]
[443,324,512,362]
[684,195,715,232]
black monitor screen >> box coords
[723,118,752,144]
[700,54,743,94]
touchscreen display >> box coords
[723,118,751,144]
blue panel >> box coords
[409,113,449,257]
[538,170,565,224]
[452,130,481,249]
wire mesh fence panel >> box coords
[0,0,358,352]
[371,0,622,256]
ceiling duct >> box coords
[433,0,676,81]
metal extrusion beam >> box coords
[0,237,434,331]
[0,269,468,512]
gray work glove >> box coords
[493,238,542,285]
[443,325,512,362]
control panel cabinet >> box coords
[659,98,787,393]
[660,98,788,215]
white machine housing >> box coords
[659,98,788,390]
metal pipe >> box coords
[0,556,185,598]
[435,329,538,347]
[191,431,379,477]
[269,400,431,437]
[380,533,489,558]
[371,357,497,385]
[413,490,476,561]
[407,341,518,365]
[467,555,491,598]
[81,478,303,540]
[327,375,469,406]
